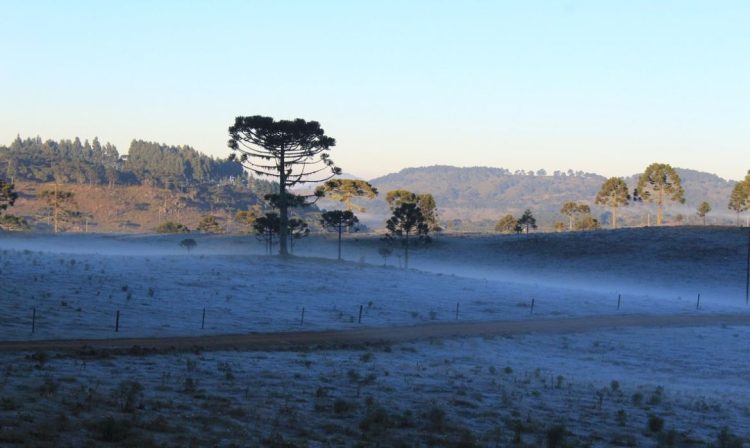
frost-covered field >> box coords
[0,227,749,446]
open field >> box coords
[0,227,749,446]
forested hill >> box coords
[368,165,737,226]
[0,136,265,190]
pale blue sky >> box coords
[1,1,748,180]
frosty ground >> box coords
[0,227,749,446]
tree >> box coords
[385,189,440,232]
[696,201,712,225]
[38,186,77,233]
[385,190,417,209]
[560,202,591,231]
[575,215,600,230]
[636,163,685,225]
[378,245,392,266]
[315,179,378,212]
[0,215,29,231]
[179,238,197,253]
[385,203,430,269]
[235,206,263,233]
[156,221,190,233]
[595,177,630,229]
[228,116,340,256]
[0,178,18,215]
[495,214,517,234]
[517,209,537,235]
[287,217,309,253]
[320,210,359,260]
[728,173,749,226]
[253,213,281,254]
[196,215,224,233]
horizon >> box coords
[2,1,749,181]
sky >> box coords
[1,1,748,180]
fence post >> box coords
[300,307,305,326]
[358,305,363,324]
[115,310,120,332]
[617,294,621,310]
[31,307,36,333]
[455,302,460,320]
[201,307,206,329]
[530,298,535,314]
[696,294,701,310]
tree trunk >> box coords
[404,230,410,269]
[337,223,342,260]
[611,206,617,230]
[568,215,573,231]
[53,183,59,233]
[657,187,664,225]
[278,147,289,256]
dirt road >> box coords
[2,313,749,354]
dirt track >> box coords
[2,313,749,354]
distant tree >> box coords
[156,221,190,233]
[495,214,517,234]
[385,189,439,232]
[315,179,378,212]
[575,215,600,231]
[636,163,685,225]
[728,174,749,226]
[385,202,430,269]
[253,212,281,254]
[553,222,566,232]
[0,178,18,214]
[179,238,197,253]
[696,201,711,225]
[320,210,359,260]
[38,186,77,233]
[517,209,537,235]
[595,177,630,229]
[378,245,392,266]
[196,215,224,234]
[234,206,263,233]
[228,116,340,256]
[385,190,418,209]
[287,217,309,253]
[560,202,591,231]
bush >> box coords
[156,221,189,233]
[647,415,664,433]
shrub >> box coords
[647,415,664,433]
[156,221,189,233]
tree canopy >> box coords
[517,209,537,235]
[495,214,517,234]
[228,116,340,255]
[320,210,359,260]
[728,172,749,226]
[315,179,378,212]
[385,202,430,269]
[595,177,630,229]
[637,163,684,225]
[696,201,711,225]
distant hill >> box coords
[367,165,739,230]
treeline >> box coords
[0,136,256,190]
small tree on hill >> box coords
[38,186,77,233]
[636,163,684,225]
[320,210,359,260]
[696,201,711,225]
[728,174,749,226]
[197,215,224,234]
[385,202,430,269]
[228,115,340,256]
[0,178,18,215]
[315,179,378,212]
[595,177,630,229]
[517,209,537,235]
[560,202,591,231]
[495,214,517,234]
[179,238,197,253]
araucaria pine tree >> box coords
[385,203,430,269]
[320,210,359,260]
[696,201,711,225]
[228,116,340,256]
[636,163,684,225]
[595,177,630,229]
